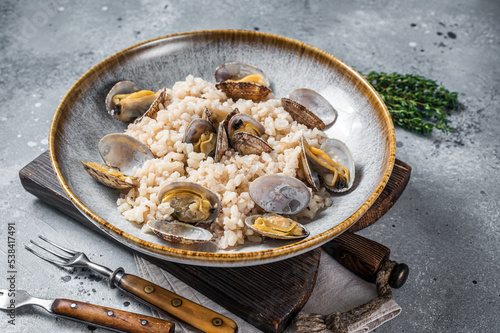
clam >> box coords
[215,62,272,102]
[226,112,273,156]
[157,182,221,223]
[301,136,355,192]
[213,108,239,162]
[228,114,265,138]
[245,213,309,239]
[249,175,311,215]
[215,62,270,86]
[183,118,217,157]
[281,89,337,130]
[82,134,154,189]
[105,81,159,122]
[147,220,213,245]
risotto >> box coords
[117,75,332,249]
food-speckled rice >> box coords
[117,75,332,249]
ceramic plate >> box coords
[49,30,395,267]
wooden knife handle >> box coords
[323,232,408,288]
[51,298,175,333]
[118,274,238,333]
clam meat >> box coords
[147,220,213,245]
[215,62,272,102]
[301,136,355,192]
[249,175,311,215]
[157,182,221,223]
[245,213,309,239]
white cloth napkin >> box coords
[134,250,401,333]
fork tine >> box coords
[38,235,76,255]
[25,246,66,267]
[30,240,72,260]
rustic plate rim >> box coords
[49,29,396,265]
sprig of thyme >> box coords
[362,71,459,134]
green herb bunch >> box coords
[362,72,459,134]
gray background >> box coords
[1,0,499,332]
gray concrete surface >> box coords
[1,0,499,332]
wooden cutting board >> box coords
[19,151,410,333]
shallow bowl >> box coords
[49,30,395,267]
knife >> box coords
[0,289,174,333]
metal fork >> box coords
[26,235,238,333]
[26,235,121,287]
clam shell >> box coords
[299,137,320,192]
[231,132,273,156]
[183,118,217,156]
[81,161,138,189]
[216,81,271,102]
[214,121,229,163]
[228,113,266,138]
[319,139,355,192]
[134,87,170,123]
[157,182,221,223]
[281,97,326,130]
[289,88,337,128]
[148,220,213,245]
[98,134,154,175]
[245,214,309,240]
[214,62,270,86]
[202,106,215,125]
[249,175,311,215]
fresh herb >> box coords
[362,71,459,134]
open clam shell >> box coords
[215,62,272,102]
[288,88,337,128]
[228,113,266,138]
[183,118,217,157]
[245,214,309,240]
[147,220,213,245]
[319,138,355,192]
[81,161,138,189]
[214,62,270,86]
[98,133,154,176]
[249,175,311,215]
[301,136,355,192]
[105,81,158,122]
[157,182,221,223]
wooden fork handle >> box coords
[51,298,174,333]
[118,274,238,333]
